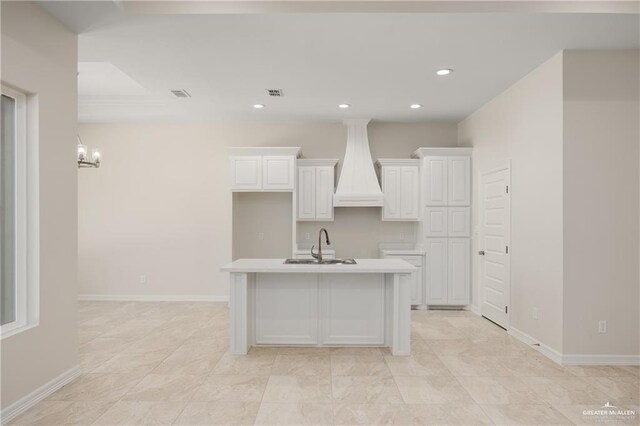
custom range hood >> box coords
[333,119,384,207]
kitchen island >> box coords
[220,258,415,356]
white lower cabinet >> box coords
[425,239,448,305]
[425,238,470,306]
[380,253,423,306]
[255,274,318,344]
[254,273,385,346]
[448,238,470,305]
[320,274,385,345]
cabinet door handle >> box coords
[478,250,485,256]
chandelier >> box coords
[77,135,101,168]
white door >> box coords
[447,157,471,206]
[425,238,448,304]
[479,165,511,329]
[315,166,334,220]
[400,166,419,219]
[424,157,448,206]
[382,166,401,219]
[263,156,294,190]
[297,167,316,220]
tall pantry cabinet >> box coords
[413,148,472,306]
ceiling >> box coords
[39,1,639,123]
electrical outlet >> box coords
[140,275,148,284]
[400,232,406,240]
[598,320,607,333]
[304,233,310,241]
[258,232,264,241]
[532,307,539,320]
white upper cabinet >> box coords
[381,166,401,219]
[400,166,420,219]
[263,156,295,190]
[447,157,471,206]
[297,159,338,221]
[229,147,301,192]
[315,166,335,220]
[423,157,448,206]
[230,156,262,190]
[377,159,420,221]
[297,167,316,220]
[415,149,471,207]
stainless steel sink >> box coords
[284,258,357,265]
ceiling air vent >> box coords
[170,89,191,98]
[266,89,284,97]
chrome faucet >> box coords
[311,228,330,262]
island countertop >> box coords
[221,258,416,274]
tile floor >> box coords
[9,301,640,425]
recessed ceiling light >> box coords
[253,104,265,109]
[436,68,453,76]
[338,104,350,109]
[410,104,422,109]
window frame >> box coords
[1,84,38,339]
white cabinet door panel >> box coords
[448,207,471,237]
[382,167,401,220]
[448,238,470,305]
[297,167,316,220]
[425,207,448,237]
[255,273,318,344]
[447,157,470,206]
[320,274,385,345]
[231,156,262,190]
[425,239,448,305]
[424,157,448,206]
[400,166,420,219]
[263,156,294,190]
[315,166,334,220]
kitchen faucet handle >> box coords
[310,245,319,259]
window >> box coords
[1,85,38,338]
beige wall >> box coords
[458,53,565,353]
[78,122,457,298]
[562,50,639,356]
[458,50,640,358]
[0,2,78,409]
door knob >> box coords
[478,250,485,256]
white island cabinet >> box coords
[220,258,415,356]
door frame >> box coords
[477,162,511,329]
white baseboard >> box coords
[0,365,81,424]
[78,294,229,302]
[468,304,481,315]
[561,354,640,366]
[508,326,564,365]
[509,326,640,366]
